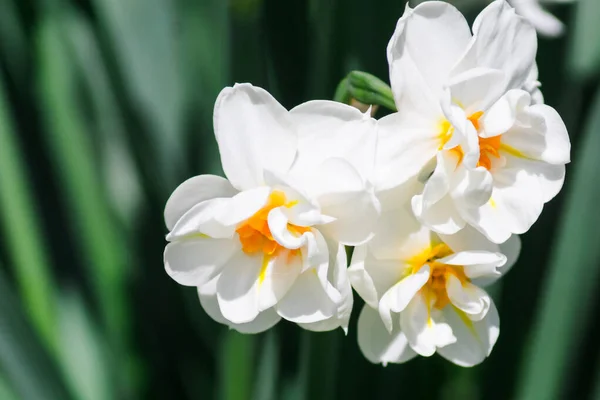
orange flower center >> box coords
[409,243,469,310]
[440,111,502,170]
[236,190,310,257]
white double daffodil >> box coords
[163,83,380,333]
[375,0,570,244]
[349,206,520,367]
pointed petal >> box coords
[289,100,377,181]
[214,83,297,190]
[388,2,472,102]
[453,0,537,92]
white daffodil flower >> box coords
[163,83,380,334]
[348,206,521,367]
[375,0,570,244]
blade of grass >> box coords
[252,330,280,400]
[218,331,255,400]
[514,88,600,400]
[0,56,58,355]
[36,14,136,396]
[90,0,183,187]
[299,331,340,400]
[0,266,73,400]
[62,9,142,229]
[58,289,114,400]
[568,0,600,80]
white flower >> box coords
[163,83,380,333]
[376,0,570,243]
[348,206,521,366]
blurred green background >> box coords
[0,0,599,399]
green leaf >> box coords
[36,14,137,396]
[569,0,600,80]
[0,267,73,400]
[62,9,143,228]
[57,290,114,400]
[218,331,255,400]
[298,331,341,400]
[90,0,183,186]
[252,330,279,400]
[0,53,59,355]
[514,88,600,400]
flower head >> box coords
[376,0,570,243]
[349,207,521,366]
[164,83,380,333]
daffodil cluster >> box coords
[163,0,570,367]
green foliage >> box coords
[0,0,596,399]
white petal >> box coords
[399,294,437,357]
[305,158,381,246]
[216,251,262,324]
[164,175,237,230]
[214,186,271,227]
[446,275,491,320]
[368,206,433,261]
[462,168,544,243]
[167,198,234,240]
[450,165,494,209]
[267,207,310,250]
[437,251,506,268]
[213,83,297,190]
[501,104,570,165]
[501,153,566,203]
[447,67,506,115]
[436,302,500,367]
[257,251,303,312]
[276,269,337,324]
[357,305,418,365]
[379,265,431,332]
[289,100,377,181]
[388,2,472,102]
[375,112,441,192]
[499,234,522,274]
[348,245,405,310]
[413,193,466,235]
[299,240,352,333]
[164,238,237,287]
[438,225,500,254]
[198,279,281,334]
[453,0,537,92]
[481,90,532,138]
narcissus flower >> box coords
[348,207,520,366]
[375,0,570,243]
[164,83,379,333]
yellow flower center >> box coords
[440,111,502,170]
[236,190,310,257]
[409,243,469,310]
